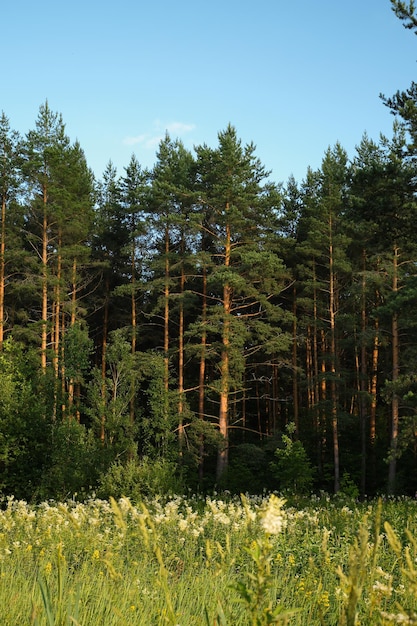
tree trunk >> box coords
[388,246,400,494]
[53,239,62,420]
[130,238,136,427]
[292,287,299,436]
[198,265,207,482]
[329,212,340,493]
[360,251,367,496]
[41,184,48,372]
[100,279,109,444]
[369,317,379,491]
[163,224,170,450]
[217,217,231,481]
[0,194,6,349]
[178,262,185,454]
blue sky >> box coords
[2,0,417,184]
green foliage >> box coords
[96,456,184,501]
[63,323,93,384]
[270,423,314,494]
[0,339,47,499]
[339,472,360,499]
[222,443,269,493]
[135,351,178,457]
[38,418,100,501]
[3,105,417,498]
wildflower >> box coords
[318,590,330,609]
[379,611,417,623]
[260,495,286,535]
[92,549,100,560]
[44,562,52,575]
[372,580,392,596]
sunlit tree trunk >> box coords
[329,211,340,493]
[101,279,109,444]
[130,234,137,427]
[0,194,6,350]
[52,233,62,420]
[388,246,400,494]
[198,265,207,482]
[164,224,170,428]
[369,317,379,490]
[217,217,231,480]
[178,262,185,454]
[292,287,299,436]
[41,183,48,373]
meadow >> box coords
[1,493,417,625]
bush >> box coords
[221,443,269,493]
[270,423,314,494]
[97,456,184,501]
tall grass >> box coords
[1,493,417,624]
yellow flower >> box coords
[92,549,100,560]
[318,590,330,609]
[44,562,52,575]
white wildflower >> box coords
[260,495,286,535]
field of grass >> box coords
[1,492,417,625]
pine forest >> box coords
[3,4,417,502]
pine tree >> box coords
[0,112,22,349]
[24,102,71,373]
[149,135,197,456]
[195,125,292,480]
[349,129,417,494]
[295,145,352,493]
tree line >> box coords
[2,1,417,500]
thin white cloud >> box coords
[123,134,148,146]
[166,121,196,134]
[123,120,196,150]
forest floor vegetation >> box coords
[0,492,417,624]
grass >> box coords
[1,493,417,624]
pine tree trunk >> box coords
[100,279,109,444]
[360,251,367,496]
[69,258,81,421]
[41,184,48,372]
[198,265,207,482]
[163,225,170,449]
[0,195,6,349]
[292,287,299,435]
[388,246,400,494]
[217,218,231,480]
[369,318,379,491]
[53,241,62,420]
[329,214,340,494]
[130,239,136,427]
[178,263,185,454]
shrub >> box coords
[270,423,314,494]
[97,456,184,501]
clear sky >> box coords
[2,0,417,184]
